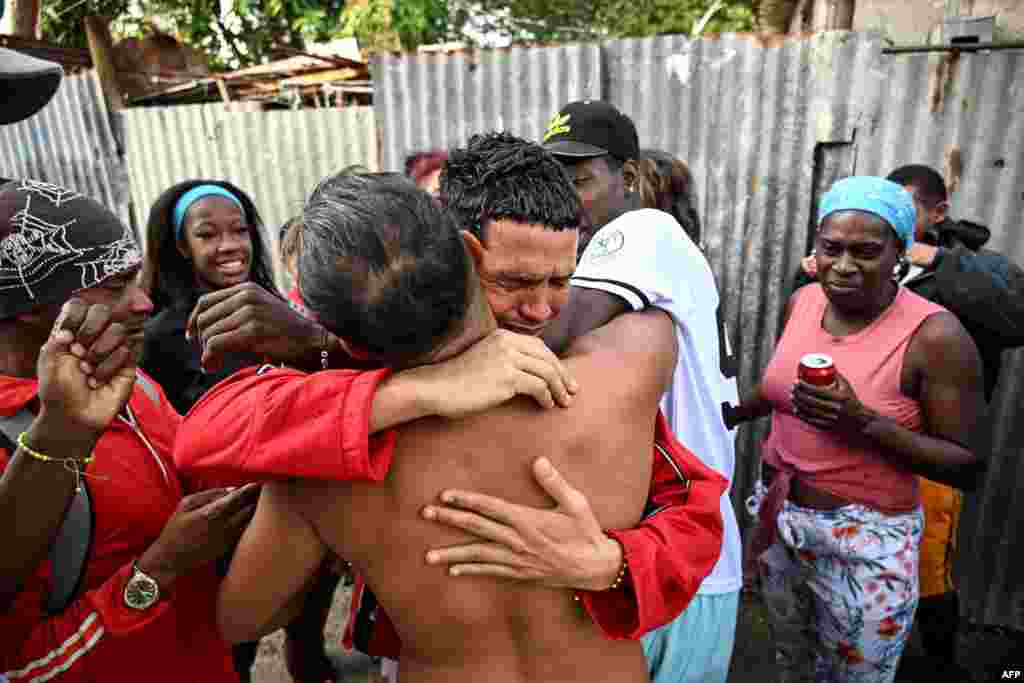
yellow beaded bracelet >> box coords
[573,538,629,603]
[17,431,93,492]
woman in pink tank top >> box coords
[728,177,984,683]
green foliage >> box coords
[40,0,132,48]
[393,0,449,50]
[40,0,348,70]
[608,0,755,37]
[38,0,751,70]
[463,0,755,42]
[337,0,395,50]
[334,0,449,51]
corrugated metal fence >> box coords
[121,104,376,251]
[7,32,1023,628]
[376,32,1024,628]
[606,33,890,526]
[0,70,129,225]
[374,44,602,171]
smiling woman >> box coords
[138,179,288,680]
[139,180,276,415]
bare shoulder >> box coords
[913,311,973,352]
[565,308,678,395]
[907,310,981,375]
[567,308,675,359]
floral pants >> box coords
[756,498,924,683]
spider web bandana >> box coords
[0,179,142,319]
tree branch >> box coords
[215,11,247,66]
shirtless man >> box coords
[217,171,677,682]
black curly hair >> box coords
[441,131,581,242]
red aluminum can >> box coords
[798,353,836,387]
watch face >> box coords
[125,575,159,610]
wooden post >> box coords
[83,15,125,111]
[811,0,855,31]
[8,0,41,38]
[216,79,232,104]
[833,0,855,29]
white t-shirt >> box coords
[572,209,741,595]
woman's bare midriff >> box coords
[788,477,853,510]
[763,462,855,510]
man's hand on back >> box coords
[420,457,623,592]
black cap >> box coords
[0,179,142,319]
[542,100,639,163]
[0,47,63,125]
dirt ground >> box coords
[251,582,380,683]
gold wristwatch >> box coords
[123,560,161,610]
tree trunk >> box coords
[84,16,125,111]
[810,0,855,31]
[8,0,41,39]
[757,0,799,33]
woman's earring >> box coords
[894,255,907,280]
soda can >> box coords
[798,353,837,387]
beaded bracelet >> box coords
[17,431,93,493]
[573,537,629,603]
[320,325,330,371]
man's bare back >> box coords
[223,310,676,683]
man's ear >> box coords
[622,159,639,193]
[461,230,486,268]
[933,200,949,226]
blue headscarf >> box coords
[173,184,244,241]
[818,176,916,250]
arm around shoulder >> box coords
[543,286,631,356]
[568,308,677,391]
[217,481,327,643]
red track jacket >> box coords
[173,365,727,653]
[0,372,237,683]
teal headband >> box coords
[818,176,916,249]
[173,184,244,240]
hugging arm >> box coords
[217,481,327,643]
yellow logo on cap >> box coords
[543,112,571,142]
